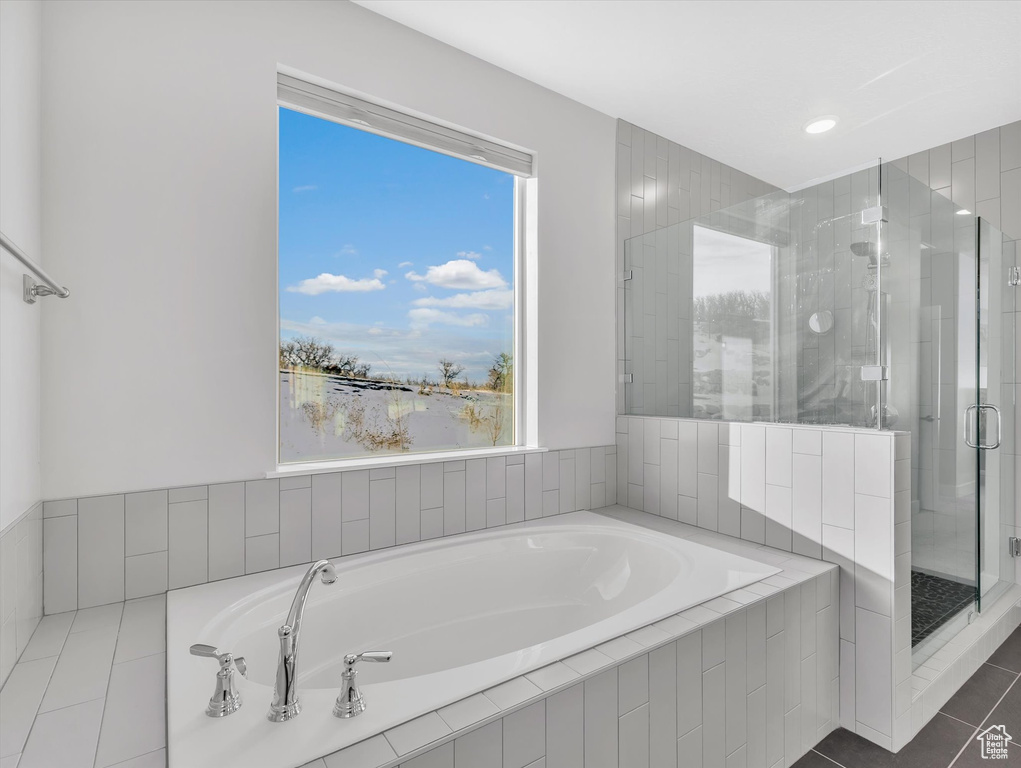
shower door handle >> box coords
[980,404,1002,449]
[964,404,1001,450]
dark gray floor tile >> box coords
[792,750,845,768]
[814,728,896,767]
[894,713,975,768]
[814,715,974,768]
[941,663,1019,726]
[988,627,1021,674]
[951,732,1019,767]
[978,680,1021,737]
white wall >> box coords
[0,0,43,530]
[39,0,617,500]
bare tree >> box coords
[324,354,371,379]
[280,336,336,369]
[487,352,513,392]
[280,340,298,369]
[438,358,465,388]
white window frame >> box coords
[274,72,538,474]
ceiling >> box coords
[354,0,1021,190]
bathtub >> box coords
[167,510,780,768]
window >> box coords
[277,76,530,464]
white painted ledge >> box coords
[268,445,548,478]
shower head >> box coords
[850,241,878,265]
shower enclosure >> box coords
[623,160,1017,666]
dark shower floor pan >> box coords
[911,570,976,647]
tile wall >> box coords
[614,120,779,414]
[896,121,1021,245]
[0,503,43,688]
[613,414,911,750]
[40,447,617,613]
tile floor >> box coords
[0,595,166,768]
[795,625,1021,767]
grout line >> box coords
[90,602,128,768]
[947,674,1020,768]
[981,660,1020,676]
[810,749,850,768]
[13,609,74,759]
[937,710,982,730]
[29,693,107,718]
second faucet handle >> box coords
[334,650,392,718]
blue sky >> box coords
[279,107,514,382]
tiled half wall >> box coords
[0,503,43,688]
[40,447,616,614]
[613,415,912,750]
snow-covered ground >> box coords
[280,370,513,462]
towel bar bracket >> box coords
[23,274,61,304]
[2,230,71,304]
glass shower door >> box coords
[976,218,1015,611]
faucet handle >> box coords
[334,651,392,718]
[344,651,393,667]
[190,643,247,717]
[190,643,248,677]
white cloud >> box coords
[373,268,388,279]
[337,244,358,256]
[408,308,489,330]
[286,273,386,295]
[292,185,318,193]
[412,283,427,292]
[457,250,483,261]
[398,261,413,268]
[309,316,327,325]
[405,259,507,290]
[412,289,513,311]
[483,245,493,251]
[482,193,490,200]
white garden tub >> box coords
[167,511,780,768]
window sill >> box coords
[268,445,548,478]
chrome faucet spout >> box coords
[268,559,337,722]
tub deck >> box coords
[2,507,840,768]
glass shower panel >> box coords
[622,176,886,429]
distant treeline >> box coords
[693,290,770,323]
[280,336,513,393]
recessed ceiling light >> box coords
[957,209,971,215]
[804,116,838,134]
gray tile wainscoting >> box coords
[0,503,43,688]
[40,446,617,614]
